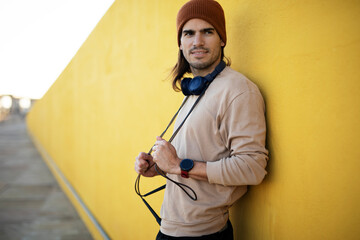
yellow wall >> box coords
[27,0,360,239]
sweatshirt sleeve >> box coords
[207,90,268,186]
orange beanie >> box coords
[176,0,226,47]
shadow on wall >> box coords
[227,4,275,239]
[231,100,274,238]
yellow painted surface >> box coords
[27,0,360,239]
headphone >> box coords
[181,61,226,96]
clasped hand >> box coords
[135,136,181,177]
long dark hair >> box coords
[171,48,231,92]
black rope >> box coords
[135,61,226,225]
[154,165,197,200]
[134,97,190,225]
[134,88,207,225]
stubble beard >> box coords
[187,48,222,72]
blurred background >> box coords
[0,1,113,239]
[0,0,114,121]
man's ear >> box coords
[180,44,183,50]
[221,40,225,47]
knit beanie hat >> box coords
[176,0,226,47]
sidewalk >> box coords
[0,115,93,240]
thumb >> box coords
[156,136,164,141]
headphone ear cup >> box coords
[180,61,226,96]
[188,76,206,95]
[181,77,207,96]
[181,78,192,96]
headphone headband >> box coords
[205,60,226,82]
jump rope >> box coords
[134,61,226,225]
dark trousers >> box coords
[156,220,233,240]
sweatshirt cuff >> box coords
[206,160,223,185]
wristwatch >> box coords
[180,159,194,178]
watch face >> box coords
[180,159,194,171]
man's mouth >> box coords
[190,48,209,57]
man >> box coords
[135,0,268,239]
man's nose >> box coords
[193,33,204,47]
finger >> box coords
[135,164,144,174]
[155,140,167,147]
[137,152,148,159]
[156,136,164,141]
[135,158,148,169]
[137,152,153,161]
[137,161,150,174]
[134,162,143,174]
[156,136,167,144]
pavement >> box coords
[0,114,93,240]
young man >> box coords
[135,0,268,239]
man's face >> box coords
[180,18,225,76]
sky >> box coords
[0,0,114,99]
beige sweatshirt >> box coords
[160,67,268,237]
